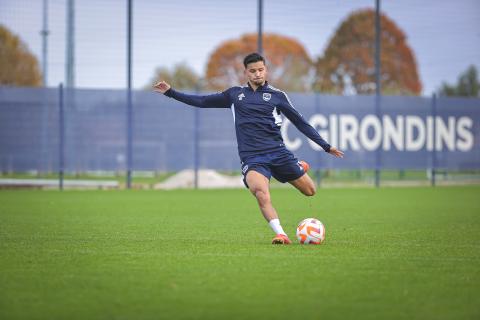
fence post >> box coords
[40,88,50,174]
[126,0,133,189]
[193,107,199,189]
[58,83,64,190]
[374,96,381,188]
[374,0,382,188]
[257,0,263,54]
[193,85,200,189]
[314,92,322,188]
[431,93,437,187]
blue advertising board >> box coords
[0,87,478,172]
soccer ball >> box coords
[296,218,326,244]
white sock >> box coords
[269,218,287,236]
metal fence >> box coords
[1,1,478,94]
[1,1,479,188]
[1,86,479,175]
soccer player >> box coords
[154,53,344,244]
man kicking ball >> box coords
[154,53,344,244]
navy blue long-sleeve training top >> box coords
[164,81,331,160]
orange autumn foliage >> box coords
[205,33,312,92]
[0,24,42,87]
[314,9,422,95]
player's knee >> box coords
[254,189,271,206]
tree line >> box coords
[146,9,478,97]
[0,9,478,97]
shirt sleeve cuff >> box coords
[164,88,174,97]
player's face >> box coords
[245,61,267,87]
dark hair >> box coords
[243,53,265,68]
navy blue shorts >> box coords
[241,149,305,188]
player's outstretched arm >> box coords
[278,92,344,158]
[153,80,230,109]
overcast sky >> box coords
[1,0,479,95]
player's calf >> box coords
[298,160,315,195]
[301,184,316,196]
[289,169,316,196]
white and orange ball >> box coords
[296,218,326,244]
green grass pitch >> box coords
[1,186,479,320]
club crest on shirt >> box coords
[238,93,245,101]
[263,93,271,101]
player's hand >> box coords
[153,81,171,94]
[328,146,344,158]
